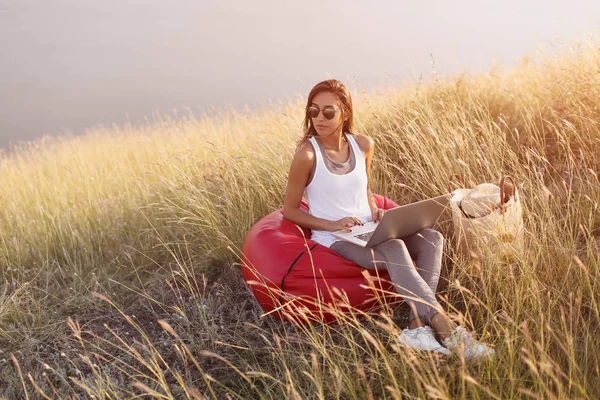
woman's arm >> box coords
[356,135,385,222]
[283,143,360,232]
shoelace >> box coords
[458,329,473,344]
[445,327,472,347]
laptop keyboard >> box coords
[354,231,374,242]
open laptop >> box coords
[331,194,451,248]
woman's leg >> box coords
[403,228,444,291]
[330,238,494,359]
[402,228,445,323]
[330,239,441,326]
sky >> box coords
[1,0,599,149]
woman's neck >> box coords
[315,129,346,151]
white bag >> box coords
[449,175,524,261]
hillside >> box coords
[1,40,599,398]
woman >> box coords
[282,79,494,361]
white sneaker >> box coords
[397,326,452,355]
[442,326,495,361]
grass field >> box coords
[1,39,600,399]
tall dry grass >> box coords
[1,39,600,398]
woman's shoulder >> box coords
[292,140,316,166]
[351,133,374,153]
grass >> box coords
[1,38,600,398]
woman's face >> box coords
[309,91,345,137]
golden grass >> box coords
[1,38,600,398]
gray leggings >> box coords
[330,228,444,324]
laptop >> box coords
[331,194,451,248]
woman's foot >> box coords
[442,326,495,361]
[397,326,452,355]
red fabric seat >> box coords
[241,194,401,323]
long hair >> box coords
[297,79,355,149]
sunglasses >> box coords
[307,106,340,120]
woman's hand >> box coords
[371,207,385,223]
[329,216,364,232]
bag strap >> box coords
[448,174,465,193]
[499,176,518,214]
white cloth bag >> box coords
[449,176,524,260]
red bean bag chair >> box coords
[241,194,401,323]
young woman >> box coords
[282,79,494,361]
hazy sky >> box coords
[1,0,599,149]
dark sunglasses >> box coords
[307,106,340,120]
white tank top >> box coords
[305,133,373,247]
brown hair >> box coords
[297,79,355,149]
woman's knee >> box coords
[379,238,409,254]
[419,228,444,246]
